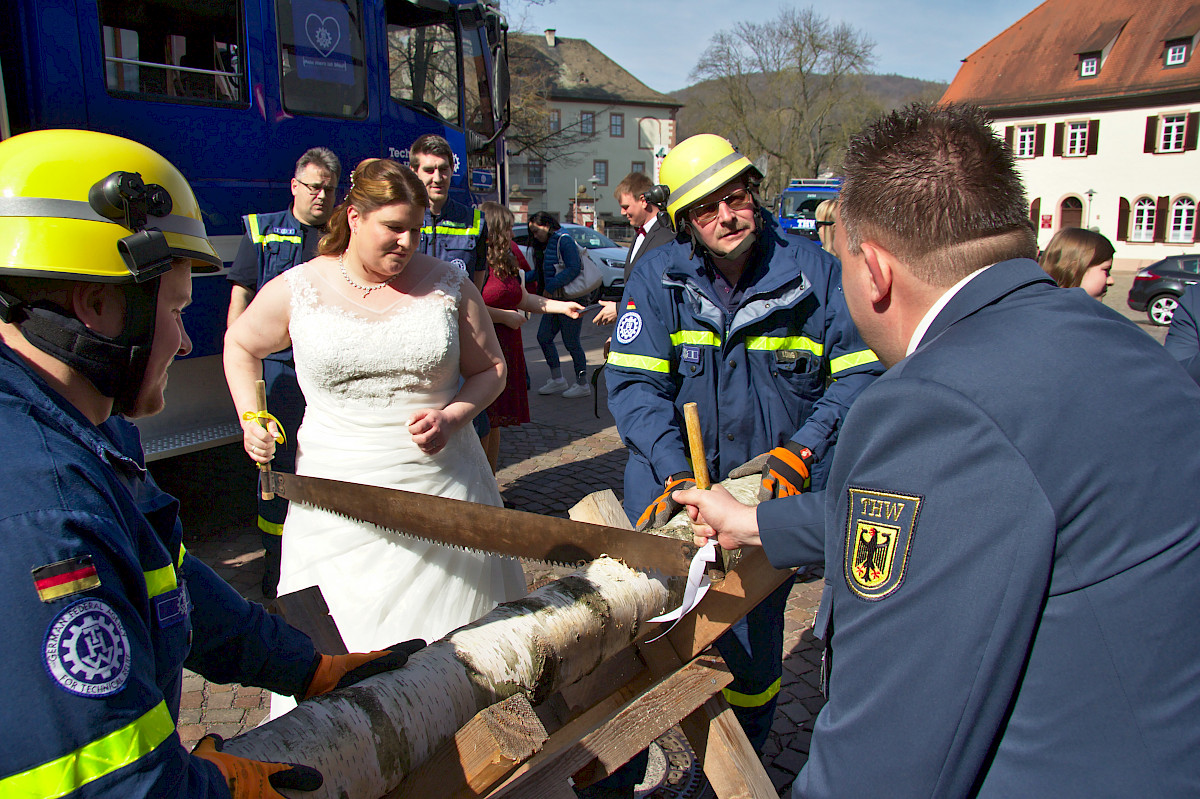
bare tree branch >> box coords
[687,6,879,195]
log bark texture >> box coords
[223,558,669,798]
[223,475,760,799]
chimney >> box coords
[544,29,556,47]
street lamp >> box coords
[1085,189,1096,229]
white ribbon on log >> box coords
[645,540,717,641]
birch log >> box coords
[222,475,760,799]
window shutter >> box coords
[1053,123,1064,156]
[1086,120,1100,155]
[1186,112,1200,151]
[1117,198,1129,242]
[1035,124,1046,156]
[1154,196,1169,242]
[1145,116,1159,153]
[1004,126,1014,149]
[1030,198,1041,224]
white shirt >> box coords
[629,215,659,262]
[906,264,992,357]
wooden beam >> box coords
[388,694,549,799]
[489,656,733,798]
[269,585,347,655]
[567,489,634,530]
[680,695,779,799]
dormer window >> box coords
[1165,40,1190,67]
[1079,53,1099,77]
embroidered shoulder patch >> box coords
[616,311,643,344]
[44,599,131,697]
[32,556,101,602]
[844,487,922,600]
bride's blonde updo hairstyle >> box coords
[319,158,429,256]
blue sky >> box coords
[507,0,1046,93]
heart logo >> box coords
[304,14,341,58]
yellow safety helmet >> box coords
[0,129,220,282]
[659,134,762,232]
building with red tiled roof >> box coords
[942,0,1200,265]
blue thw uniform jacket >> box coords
[0,341,317,797]
[606,215,881,517]
[420,197,486,281]
[759,260,1200,798]
[1164,282,1200,385]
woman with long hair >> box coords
[479,202,583,472]
[1039,227,1116,300]
[225,159,526,715]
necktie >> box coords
[635,226,646,237]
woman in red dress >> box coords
[479,202,583,472]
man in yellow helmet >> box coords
[605,134,881,759]
[0,130,420,798]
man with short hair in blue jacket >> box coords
[677,103,1200,798]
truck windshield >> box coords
[386,2,461,124]
[781,192,826,220]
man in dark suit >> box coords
[676,103,1200,798]
[594,172,674,325]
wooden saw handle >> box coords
[683,402,711,490]
[255,379,274,500]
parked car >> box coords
[1127,253,1200,325]
[513,223,628,301]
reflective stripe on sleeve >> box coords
[143,564,177,600]
[744,335,824,356]
[830,349,880,374]
[669,330,721,347]
[176,543,187,569]
[721,678,782,708]
[606,352,671,373]
[0,700,175,799]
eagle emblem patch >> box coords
[844,487,921,600]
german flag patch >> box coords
[33,556,101,603]
[625,299,636,310]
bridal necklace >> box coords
[339,253,396,298]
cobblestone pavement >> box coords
[151,316,826,796]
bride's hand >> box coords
[408,408,451,454]
[241,417,278,464]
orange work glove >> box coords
[636,472,696,531]
[192,735,322,799]
[301,639,426,700]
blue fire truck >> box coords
[776,178,840,241]
[0,0,511,458]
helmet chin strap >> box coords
[0,281,160,416]
[722,230,758,261]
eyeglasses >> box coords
[688,187,754,226]
[295,178,337,195]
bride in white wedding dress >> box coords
[224,159,526,715]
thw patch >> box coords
[44,599,131,697]
[844,487,922,600]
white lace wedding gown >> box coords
[270,258,525,717]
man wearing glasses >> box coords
[605,134,880,761]
[227,146,341,600]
